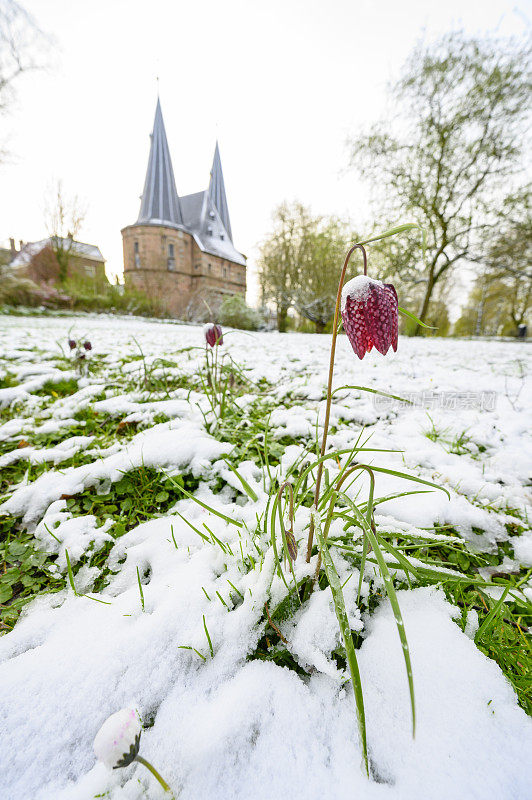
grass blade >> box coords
[365,466,450,499]
[65,549,78,596]
[360,223,426,267]
[398,306,437,329]
[223,460,259,502]
[178,645,207,662]
[340,493,416,737]
[364,489,432,510]
[173,510,210,542]
[269,493,290,590]
[136,566,145,612]
[203,614,214,657]
[475,585,511,643]
[374,533,420,581]
[312,508,368,775]
[276,490,301,602]
[332,385,412,404]
[167,477,243,527]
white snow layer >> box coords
[341,275,384,311]
[0,314,530,800]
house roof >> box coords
[10,238,105,267]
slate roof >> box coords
[137,98,183,226]
[135,100,245,267]
[208,142,232,243]
[180,191,246,266]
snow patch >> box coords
[341,275,383,312]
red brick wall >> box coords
[122,223,247,318]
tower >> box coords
[122,100,246,318]
[137,98,183,226]
[208,141,232,242]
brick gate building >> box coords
[122,99,246,318]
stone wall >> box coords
[122,223,246,318]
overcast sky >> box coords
[1,0,529,301]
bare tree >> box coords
[0,0,48,114]
[44,180,86,283]
[349,32,531,334]
[1,1,50,163]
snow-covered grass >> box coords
[0,313,531,800]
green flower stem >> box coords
[214,340,220,412]
[305,243,368,563]
[276,482,299,596]
[305,223,425,567]
[135,755,176,796]
[314,465,376,591]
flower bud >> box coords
[68,339,76,350]
[93,707,141,770]
[204,323,223,347]
[83,341,92,351]
[286,528,297,562]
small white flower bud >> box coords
[93,707,142,770]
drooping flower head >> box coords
[93,707,141,770]
[83,340,92,351]
[204,323,223,348]
[341,275,398,360]
[68,339,76,350]
[285,528,297,562]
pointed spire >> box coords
[208,141,232,242]
[138,99,183,225]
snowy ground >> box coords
[0,313,531,800]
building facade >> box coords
[9,238,107,289]
[122,100,246,318]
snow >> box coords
[1,420,229,526]
[34,504,115,570]
[283,577,364,678]
[341,275,383,311]
[0,314,530,800]
[0,435,94,467]
[513,536,532,567]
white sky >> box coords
[1,0,530,303]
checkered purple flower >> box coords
[341,276,398,360]
[204,323,223,347]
